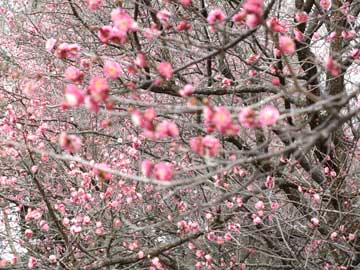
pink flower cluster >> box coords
[131,109,179,140]
[232,0,264,28]
[141,160,173,181]
[238,105,279,128]
[98,8,138,44]
[189,135,221,157]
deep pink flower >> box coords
[246,13,261,28]
[258,105,279,126]
[28,257,37,269]
[176,21,192,31]
[294,28,304,42]
[267,17,286,33]
[98,26,112,43]
[157,62,173,80]
[180,0,192,6]
[134,53,147,68]
[325,57,340,77]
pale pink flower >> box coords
[65,66,84,83]
[295,11,308,23]
[157,62,173,80]
[243,0,263,17]
[294,28,304,42]
[265,175,274,189]
[325,57,340,77]
[253,216,261,225]
[320,0,331,10]
[330,232,338,241]
[232,10,247,24]
[207,9,226,25]
[267,17,286,33]
[153,162,173,181]
[179,84,194,96]
[141,160,154,177]
[59,132,82,153]
[86,0,103,11]
[156,120,179,138]
[279,36,296,55]
[157,9,171,22]
[45,37,57,52]
[258,105,279,126]
[311,217,320,226]
[246,14,261,28]
[88,77,109,102]
[49,255,57,264]
[28,257,37,269]
[104,60,122,79]
[212,106,232,130]
[64,84,85,107]
[111,8,137,34]
[238,107,258,128]
[255,200,265,210]
[134,53,147,68]
[98,26,112,43]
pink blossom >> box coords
[157,9,171,22]
[104,60,122,79]
[156,120,179,138]
[138,251,145,258]
[232,10,247,24]
[246,14,261,28]
[243,0,263,17]
[267,17,286,33]
[253,216,261,225]
[98,26,112,43]
[295,11,308,23]
[222,78,232,88]
[28,257,37,269]
[279,36,296,55]
[311,217,320,226]
[153,162,173,181]
[238,107,258,128]
[86,0,103,11]
[64,84,84,107]
[176,21,192,31]
[111,8,137,34]
[330,232,338,241]
[131,110,144,127]
[190,136,221,157]
[207,9,226,25]
[65,66,84,83]
[49,255,57,264]
[294,28,304,42]
[258,105,279,126]
[272,77,280,86]
[88,77,109,103]
[179,84,194,96]
[320,0,331,10]
[39,220,49,231]
[265,175,274,189]
[109,27,127,44]
[141,160,154,177]
[180,0,192,6]
[25,229,33,239]
[325,57,340,77]
[56,43,80,59]
[255,200,265,210]
[45,37,57,52]
[157,62,173,80]
[212,106,232,131]
[59,132,82,153]
[134,53,147,68]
